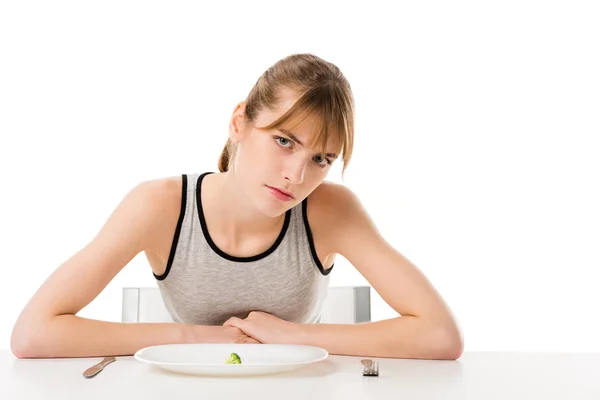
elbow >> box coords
[11,324,40,359]
[408,321,463,361]
[11,319,48,359]
[435,325,464,360]
[11,345,35,360]
[11,329,35,359]
[440,333,464,360]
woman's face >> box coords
[229,89,340,218]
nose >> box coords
[283,156,307,185]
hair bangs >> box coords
[257,85,352,164]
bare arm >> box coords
[10,178,255,359]
[301,185,463,360]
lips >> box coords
[266,185,295,200]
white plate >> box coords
[134,343,329,376]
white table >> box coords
[2,350,600,399]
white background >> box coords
[1,1,598,353]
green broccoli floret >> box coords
[225,352,242,364]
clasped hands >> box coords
[222,311,302,345]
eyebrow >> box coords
[278,129,338,158]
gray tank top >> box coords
[153,172,333,326]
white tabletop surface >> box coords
[2,350,600,399]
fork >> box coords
[361,359,379,376]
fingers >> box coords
[247,310,267,318]
[223,316,243,328]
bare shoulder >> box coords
[90,175,182,261]
[130,175,184,253]
[307,180,365,223]
[306,181,372,257]
[124,175,182,218]
[135,175,183,208]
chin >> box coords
[253,186,295,218]
[258,199,292,219]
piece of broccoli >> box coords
[225,352,242,364]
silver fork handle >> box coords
[361,359,373,374]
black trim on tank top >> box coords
[196,172,292,262]
[302,197,334,276]
[154,174,188,281]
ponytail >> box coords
[218,139,231,172]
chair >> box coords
[122,285,371,324]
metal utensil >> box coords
[82,356,116,378]
[361,359,379,376]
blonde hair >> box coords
[218,53,355,174]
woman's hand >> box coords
[223,311,302,345]
[185,324,260,344]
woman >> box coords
[11,53,463,360]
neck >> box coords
[202,172,285,241]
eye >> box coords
[313,155,331,166]
[275,136,292,148]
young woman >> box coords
[11,53,463,360]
